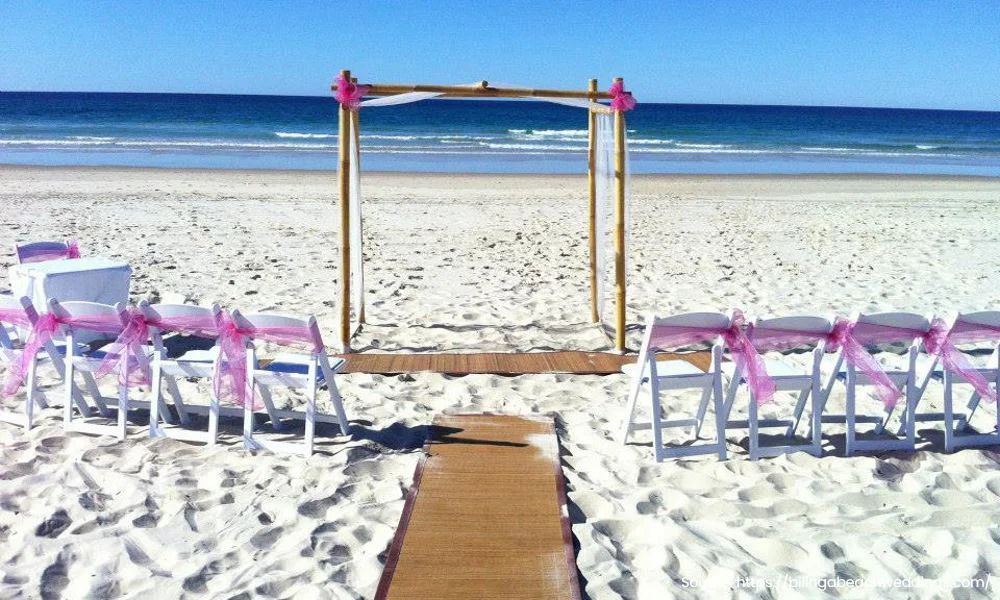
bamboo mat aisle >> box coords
[340,350,710,375]
[375,414,582,600]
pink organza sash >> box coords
[648,310,775,404]
[924,318,999,403]
[215,312,323,407]
[0,307,31,329]
[20,240,80,264]
[334,74,370,110]
[609,81,637,112]
[93,307,152,387]
[2,312,124,397]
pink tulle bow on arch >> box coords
[609,80,637,112]
[648,309,776,405]
[334,74,370,110]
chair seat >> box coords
[622,359,705,378]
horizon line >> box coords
[2,89,998,115]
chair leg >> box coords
[63,357,75,430]
[786,386,811,438]
[692,384,713,437]
[619,371,645,444]
[845,371,856,456]
[117,381,128,441]
[305,374,317,457]
[328,380,350,436]
[258,386,282,431]
[748,394,760,460]
[713,370,727,461]
[208,389,219,447]
[810,371,823,456]
[164,375,188,426]
[81,371,109,417]
[649,375,664,462]
[943,371,954,452]
[25,357,38,430]
[149,358,163,438]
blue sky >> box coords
[2,1,998,110]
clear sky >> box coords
[2,1,998,111]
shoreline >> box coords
[3,162,1000,182]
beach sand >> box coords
[1,165,999,598]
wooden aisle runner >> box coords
[341,350,710,376]
[375,414,582,600]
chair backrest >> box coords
[14,240,76,265]
[954,310,1000,332]
[856,311,931,347]
[138,301,222,352]
[231,310,325,352]
[752,315,834,352]
[641,310,732,353]
[47,299,127,338]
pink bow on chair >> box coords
[334,74,370,110]
[924,318,998,404]
[94,307,152,387]
[649,309,776,405]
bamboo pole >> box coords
[613,77,627,353]
[330,81,613,100]
[587,78,599,323]
[338,69,352,350]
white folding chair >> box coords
[819,312,934,456]
[13,239,77,264]
[0,295,92,429]
[53,299,154,440]
[619,311,729,461]
[723,315,833,459]
[234,310,350,456]
[939,311,1000,452]
[144,301,233,445]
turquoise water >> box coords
[1,92,998,175]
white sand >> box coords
[1,165,999,598]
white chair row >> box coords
[0,296,350,456]
[620,310,1000,461]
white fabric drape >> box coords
[593,113,614,320]
[340,85,629,337]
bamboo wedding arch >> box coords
[331,70,633,352]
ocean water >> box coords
[1,92,998,175]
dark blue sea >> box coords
[1,92,998,175]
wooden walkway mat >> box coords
[341,350,710,376]
[375,414,582,600]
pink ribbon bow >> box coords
[924,318,998,403]
[334,74,370,110]
[93,307,152,387]
[609,81,637,112]
[214,312,324,408]
[66,240,81,259]
[828,318,920,410]
[649,309,776,405]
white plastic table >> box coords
[9,257,132,342]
